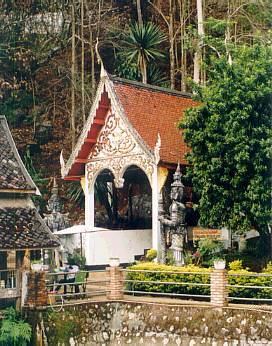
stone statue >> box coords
[47,178,62,213]
[44,178,70,232]
[159,164,187,266]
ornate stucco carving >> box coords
[91,113,136,158]
[87,112,154,188]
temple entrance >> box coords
[94,165,152,230]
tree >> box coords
[120,22,165,84]
[180,44,272,237]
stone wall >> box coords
[28,301,272,345]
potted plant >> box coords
[213,257,226,269]
[109,257,120,267]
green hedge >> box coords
[126,262,272,300]
[126,263,211,296]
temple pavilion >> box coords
[61,72,198,267]
[0,116,59,275]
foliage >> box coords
[67,181,85,209]
[165,251,176,266]
[126,262,211,296]
[45,310,79,344]
[120,22,166,83]
[126,262,272,300]
[115,58,167,86]
[0,2,70,124]
[263,261,272,274]
[244,233,270,259]
[196,238,224,266]
[0,308,32,346]
[146,249,157,261]
[67,250,86,268]
[228,261,272,299]
[228,260,243,271]
[180,44,272,236]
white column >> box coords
[85,165,95,266]
[152,164,159,250]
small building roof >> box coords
[0,196,60,251]
[0,116,59,251]
[0,115,37,194]
[62,75,198,180]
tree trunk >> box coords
[169,0,175,89]
[81,0,85,123]
[71,2,76,148]
[141,57,147,84]
[194,0,204,84]
[86,3,96,101]
[136,0,143,26]
[179,0,187,91]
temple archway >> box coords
[94,165,152,230]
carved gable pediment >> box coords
[87,111,154,188]
[89,112,138,159]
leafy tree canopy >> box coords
[180,44,272,235]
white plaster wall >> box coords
[58,233,86,255]
[86,229,152,266]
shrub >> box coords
[126,262,272,300]
[0,308,32,346]
[126,262,211,296]
[262,261,272,274]
[228,260,243,271]
[146,249,157,262]
[197,238,225,267]
[228,268,272,300]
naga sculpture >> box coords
[158,164,187,266]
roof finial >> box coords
[95,38,107,79]
[172,162,182,186]
[60,150,66,178]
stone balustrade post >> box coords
[26,271,48,307]
[106,266,124,300]
[210,269,228,307]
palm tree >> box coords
[121,22,166,83]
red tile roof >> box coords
[63,76,199,179]
[112,77,198,164]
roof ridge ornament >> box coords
[60,150,65,177]
[95,38,108,80]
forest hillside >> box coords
[0,0,271,219]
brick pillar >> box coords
[210,269,228,307]
[106,266,124,300]
[26,271,47,307]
